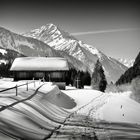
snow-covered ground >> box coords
[0,79,140,125]
[0,79,140,139]
[63,87,140,125]
[95,92,140,124]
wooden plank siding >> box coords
[13,71,67,82]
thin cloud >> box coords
[71,28,140,36]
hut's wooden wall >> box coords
[14,71,67,82]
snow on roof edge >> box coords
[10,57,69,71]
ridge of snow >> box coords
[79,41,102,59]
[118,58,134,68]
[23,23,57,38]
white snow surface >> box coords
[10,57,69,71]
[0,79,140,140]
[0,60,8,64]
[63,87,103,111]
[79,41,102,59]
[118,58,134,68]
[0,48,7,55]
[1,79,139,125]
[96,92,140,124]
[0,79,140,139]
[64,87,140,124]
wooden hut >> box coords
[10,57,69,89]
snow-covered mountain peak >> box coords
[78,40,102,59]
[24,23,58,38]
[117,58,134,68]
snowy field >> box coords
[0,79,140,139]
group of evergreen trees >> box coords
[65,68,91,88]
[0,62,12,77]
[91,60,107,92]
[66,59,107,92]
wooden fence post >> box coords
[26,81,28,91]
[49,74,51,82]
[16,85,18,96]
[43,77,45,83]
[34,80,35,88]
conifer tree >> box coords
[91,59,107,92]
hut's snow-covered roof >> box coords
[10,57,69,71]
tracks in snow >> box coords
[2,85,128,140]
[45,93,110,139]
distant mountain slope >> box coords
[23,23,128,83]
[117,58,134,68]
[0,27,88,72]
[116,52,140,85]
[0,27,60,57]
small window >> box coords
[50,72,62,78]
[18,72,28,78]
[34,72,45,79]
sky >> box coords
[0,0,140,60]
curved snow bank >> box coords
[38,84,76,109]
[0,83,70,139]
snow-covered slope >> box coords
[96,92,140,124]
[0,27,60,57]
[23,23,128,83]
[0,80,140,139]
[64,87,140,124]
[117,58,134,68]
